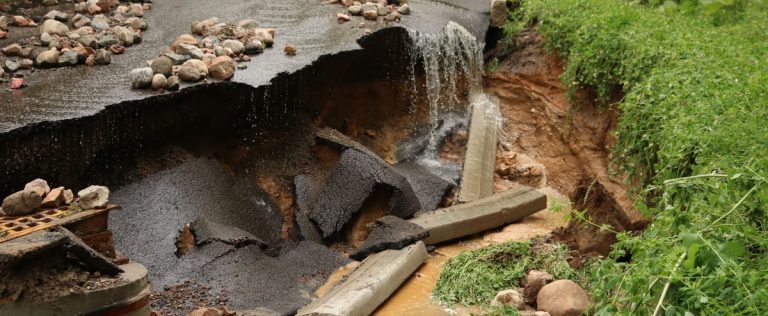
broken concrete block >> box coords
[394,160,456,213]
[350,215,428,260]
[190,218,267,249]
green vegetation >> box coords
[494,0,767,314]
[434,241,580,307]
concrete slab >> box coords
[458,95,500,202]
[410,186,547,245]
[394,160,456,214]
[297,241,428,316]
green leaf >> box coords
[684,243,700,269]
[719,240,746,259]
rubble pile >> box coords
[326,0,411,25]
[1,0,153,89]
[0,178,109,218]
[130,17,276,91]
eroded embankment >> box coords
[487,30,647,259]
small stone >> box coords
[182,59,208,76]
[128,3,145,17]
[0,16,8,31]
[237,64,247,70]
[73,14,91,28]
[171,34,199,51]
[130,67,153,89]
[4,60,19,72]
[41,187,65,208]
[537,280,591,316]
[241,55,251,62]
[337,13,351,23]
[2,190,43,216]
[112,26,138,46]
[165,75,180,91]
[79,35,98,48]
[58,50,79,66]
[94,49,111,65]
[150,56,173,77]
[0,30,6,39]
[221,39,244,55]
[85,55,95,66]
[74,26,94,36]
[77,185,110,209]
[491,289,526,309]
[384,12,399,22]
[42,0,58,6]
[62,189,74,204]
[377,4,389,16]
[43,10,69,22]
[25,179,51,197]
[348,5,362,15]
[284,44,297,56]
[18,48,32,59]
[9,78,24,89]
[97,34,119,48]
[125,17,147,31]
[109,44,125,55]
[13,16,30,27]
[208,56,236,80]
[36,49,60,68]
[2,43,22,56]
[398,3,410,15]
[191,17,219,35]
[176,43,204,60]
[39,19,69,36]
[176,64,204,82]
[237,19,260,29]
[151,74,167,90]
[164,52,189,65]
[91,15,111,30]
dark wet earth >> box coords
[0,0,488,132]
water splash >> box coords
[408,22,485,156]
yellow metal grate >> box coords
[0,204,120,244]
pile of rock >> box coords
[490,270,591,316]
[0,0,152,88]
[0,178,111,216]
[329,0,411,24]
[130,17,276,91]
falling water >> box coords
[408,22,485,156]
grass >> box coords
[433,241,581,308]
[436,0,768,314]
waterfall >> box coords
[408,21,485,157]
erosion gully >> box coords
[0,8,640,316]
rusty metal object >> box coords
[0,204,121,244]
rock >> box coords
[208,56,236,80]
[130,67,153,89]
[97,34,118,47]
[361,3,377,12]
[0,67,4,77]
[377,4,389,16]
[537,280,590,316]
[182,59,208,76]
[176,43,204,60]
[63,189,74,204]
[39,19,69,36]
[165,75,180,91]
[91,15,111,30]
[363,9,378,20]
[43,10,69,22]
[221,39,245,55]
[9,78,24,89]
[176,64,204,82]
[73,14,91,28]
[18,48,32,59]
[244,40,264,55]
[128,3,145,17]
[41,187,65,208]
[191,17,219,35]
[112,26,138,46]
[337,13,351,23]
[109,44,125,55]
[2,44,22,56]
[398,3,410,15]
[172,34,199,51]
[524,270,554,304]
[36,49,60,68]
[384,12,399,22]
[74,26,94,36]
[163,52,188,65]
[491,289,526,309]
[0,16,8,31]
[150,56,173,77]
[125,17,147,31]
[0,30,6,39]
[77,185,110,209]
[58,50,79,66]
[4,60,19,72]
[13,16,30,27]
[348,5,362,15]
[284,45,297,56]
[151,74,167,90]
[42,0,58,6]
[94,49,111,65]
[79,35,98,48]
[25,179,50,199]
[237,19,260,29]
[85,54,96,66]
[2,190,43,216]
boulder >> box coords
[77,185,110,209]
[176,43,204,60]
[41,187,65,208]
[4,60,19,72]
[163,52,189,65]
[150,56,173,77]
[91,15,111,30]
[2,43,22,56]
[363,9,378,20]
[2,190,42,216]
[24,179,49,195]
[244,40,264,55]
[182,59,208,76]
[151,74,167,90]
[97,34,119,48]
[490,0,507,28]
[39,19,69,36]
[537,280,590,316]
[348,5,362,15]
[208,56,235,80]
[58,50,79,66]
[112,26,138,46]
[73,14,91,28]
[129,67,153,89]
[176,64,205,82]
[79,35,98,48]
[491,289,526,309]
[524,270,554,304]
[221,39,245,55]
[94,49,111,65]
[36,49,60,68]
[171,34,199,51]
[165,75,180,91]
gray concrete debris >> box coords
[297,241,427,316]
[306,148,421,237]
[394,160,456,214]
[293,175,324,244]
[410,186,547,245]
[350,215,428,260]
[190,218,267,249]
[459,95,500,202]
